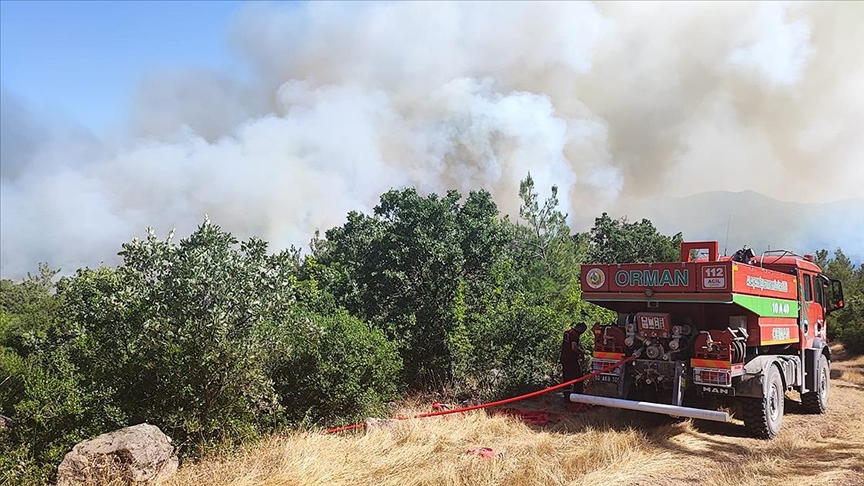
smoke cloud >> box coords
[1,1,862,278]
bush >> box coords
[269,308,402,426]
[0,330,25,416]
[0,219,403,484]
[53,222,297,450]
[445,257,565,399]
[832,294,864,354]
[817,249,864,355]
[1,348,120,485]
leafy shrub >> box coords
[1,218,402,484]
[832,294,864,354]
[817,249,864,355]
[1,348,120,485]
[269,307,402,426]
[54,221,298,450]
[314,188,510,387]
[0,324,25,415]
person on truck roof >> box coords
[732,245,755,264]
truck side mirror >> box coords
[827,278,845,315]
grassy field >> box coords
[167,345,864,486]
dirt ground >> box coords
[167,345,864,486]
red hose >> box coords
[325,355,636,433]
[325,423,367,434]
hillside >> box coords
[167,345,864,486]
[606,191,864,263]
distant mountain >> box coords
[609,191,864,264]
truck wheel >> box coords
[801,354,829,414]
[742,365,784,439]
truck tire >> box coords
[742,365,784,439]
[801,354,829,414]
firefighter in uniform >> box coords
[560,323,588,395]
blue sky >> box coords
[0,0,251,133]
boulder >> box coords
[56,423,178,485]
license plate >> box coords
[595,374,620,384]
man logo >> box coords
[701,386,733,396]
[586,268,606,289]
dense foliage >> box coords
[815,249,864,353]
[308,176,611,397]
[1,219,401,483]
[587,213,683,264]
[3,174,858,484]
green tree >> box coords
[55,221,298,448]
[2,218,402,484]
[0,263,61,356]
[586,213,683,264]
[314,188,508,387]
[268,307,401,425]
[816,248,864,353]
[516,173,572,275]
[313,178,621,397]
[442,174,606,398]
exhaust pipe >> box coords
[569,394,731,423]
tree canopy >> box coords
[585,213,683,264]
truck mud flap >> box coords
[569,394,731,423]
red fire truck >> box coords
[571,241,845,438]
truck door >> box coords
[812,275,828,341]
[799,272,823,347]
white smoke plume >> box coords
[1,1,862,278]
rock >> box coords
[56,423,179,485]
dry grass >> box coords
[168,344,864,486]
[830,346,864,386]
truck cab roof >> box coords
[716,254,823,275]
